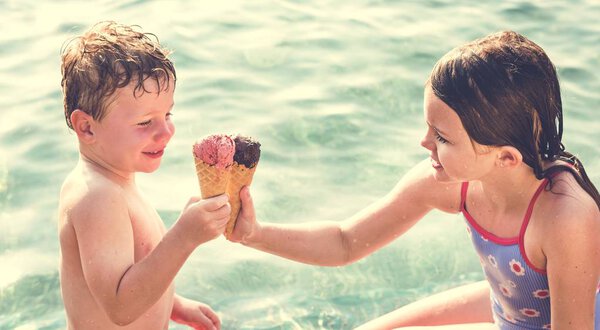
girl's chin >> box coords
[432,168,461,183]
[433,171,448,182]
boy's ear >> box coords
[497,146,522,168]
[70,110,96,144]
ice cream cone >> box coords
[193,134,235,199]
[225,161,257,237]
[195,158,232,199]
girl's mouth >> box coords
[431,158,443,170]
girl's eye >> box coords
[435,132,449,144]
[166,112,173,119]
[137,120,151,127]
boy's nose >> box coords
[154,120,175,143]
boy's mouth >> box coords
[143,149,164,159]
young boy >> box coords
[58,21,228,329]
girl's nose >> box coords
[420,132,434,151]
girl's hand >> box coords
[171,296,220,330]
[227,186,260,244]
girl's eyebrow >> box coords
[426,121,450,137]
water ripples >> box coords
[1,1,599,328]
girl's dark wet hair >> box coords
[429,30,599,209]
[60,21,176,129]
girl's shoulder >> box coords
[545,167,595,207]
[391,158,462,214]
[538,169,599,234]
[536,168,600,275]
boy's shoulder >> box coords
[59,165,128,228]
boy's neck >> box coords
[79,153,136,185]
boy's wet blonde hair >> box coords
[60,21,176,129]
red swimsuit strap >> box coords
[518,178,550,274]
[460,181,469,211]
[519,178,550,235]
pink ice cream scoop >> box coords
[193,134,235,170]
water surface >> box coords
[1,1,599,329]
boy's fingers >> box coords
[186,196,202,208]
[213,202,231,220]
[207,312,221,329]
[199,304,221,329]
[192,312,215,330]
[202,194,229,211]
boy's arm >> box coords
[70,187,228,326]
[234,159,461,266]
[545,198,600,329]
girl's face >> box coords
[420,86,497,182]
[90,78,175,175]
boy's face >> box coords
[90,78,175,175]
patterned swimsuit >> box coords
[460,179,600,329]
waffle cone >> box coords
[195,158,232,199]
[225,162,257,238]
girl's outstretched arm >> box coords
[229,158,462,266]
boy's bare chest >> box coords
[126,194,167,261]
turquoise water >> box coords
[1,1,599,329]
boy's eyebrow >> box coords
[143,102,175,115]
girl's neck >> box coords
[475,164,544,215]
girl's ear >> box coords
[70,110,95,144]
[497,146,522,168]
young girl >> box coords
[229,31,600,329]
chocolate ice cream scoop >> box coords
[233,135,261,168]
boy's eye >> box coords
[137,112,172,126]
[435,132,449,144]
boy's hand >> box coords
[176,194,230,247]
[227,186,260,244]
[171,296,220,330]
